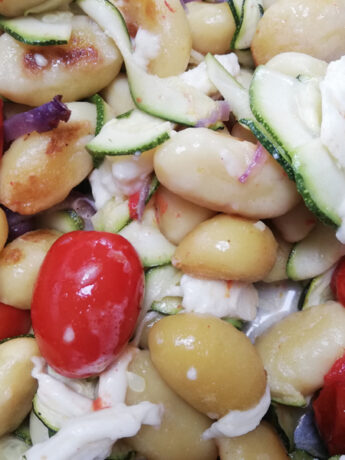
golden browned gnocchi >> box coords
[252,0,345,65]
[0,337,40,437]
[0,103,95,215]
[0,229,61,309]
[217,421,289,460]
[0,15,123,106]
[154,185,216,245]
[113,0,191,77]
[173,214,278,282]
[149,313,267,417]
[255,301,345,406]
[186,2,236,55]
[126,349,217,460]
[0,0,47,17]
[154,128,300,220]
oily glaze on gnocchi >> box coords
[173,214,278,282]
[154,128,300,220]
[0,103,95,215]
[252,0,345,65]
[0,230,61,309]
[126,349,217,460]
[149,313,267,418]
[0,337,40,436]
[255,301,345,406]
[0,15,122,106]
[113,0,191,77]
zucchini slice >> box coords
[300,266,335,309]
[205,53,294,178]
[287,223,345,281]
[91,174,159,233]
[231,0,263,50]
[29,411,51,445]
[143,264,182,312]
[151,296,183,315]
[250,66,345,226]
[36,209,84,233]
[13,417,32,446]
[89,93,115,136]
[0,435,29,458]
[86,109,173,159]
[77,0,222,126]
[119,206,176,268]
[0,12,72,46]
[205,53,252,120]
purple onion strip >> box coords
[4,95,71,144]
[238,143,266,184]
[195,100,230,128]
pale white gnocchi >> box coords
[0,15,123,106]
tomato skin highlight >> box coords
[313,353,345,455]
[331,256,345,306]
[31,231,144,378]
[0,302,31,340]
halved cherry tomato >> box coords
[31,231,144,378]
[313,353,345,455]
[0,301,31,340]
[331,256,345,306]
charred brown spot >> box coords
[45,121,90,156]
[23,35,99,74]
[1,247,23,265]
[20,230,56,243]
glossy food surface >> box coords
[32,231,144,378]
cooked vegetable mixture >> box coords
[0,0,344,459]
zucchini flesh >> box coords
[0,435,29,458]
[36,209,84,233]
[250,66,345,226]
[77,0,222,126]
[92,174,159,233]
[0,13,72,46]
[301,266,335,310]
[287,223,345,281]
[143,264,182,313]
[86,109,173,158]
[89,93,115,136]
[231,0,263,50]
[151,296,183,315]
[205,53,294,179]
[119,207,176,268]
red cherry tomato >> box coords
[313,353,345,455]
[331,256,345,306]
[31,231,144,378]
[0,302,31,340]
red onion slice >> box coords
[238,142,266,184]
[4,95,71,144]
[1,206,35,242]
[195,100,230,128]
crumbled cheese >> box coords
[24,348,163,460]
[34,53,48,67]
[320,56,345,168]
[89,153,154,210]
[180,275,258,321]
[132,28,161,70]
[180,53,240,95]
[253,221,266,231]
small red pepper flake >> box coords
[136,97,142,104]
[92,397,110,411]
[164,0,175,13]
